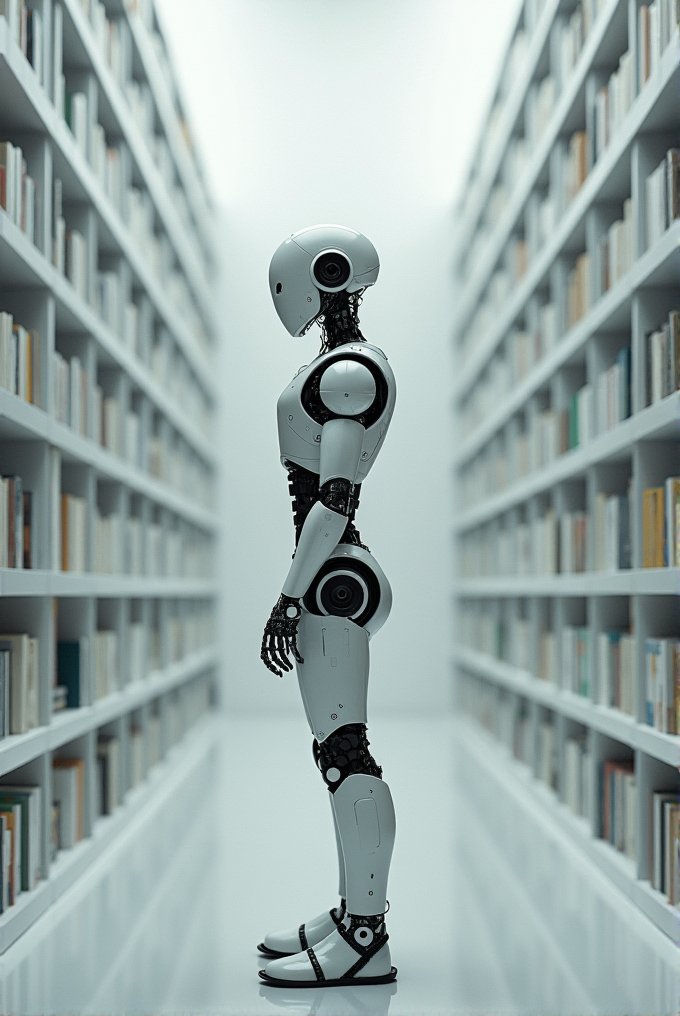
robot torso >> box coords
[277,343,396,481]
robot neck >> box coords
[319,291,366,353]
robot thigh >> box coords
[295,545,391,742]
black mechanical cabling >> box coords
[302,289,366,353]
[287,464,369,550]
[313,723,383,792]
[319,478,353,516]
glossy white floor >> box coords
[0,714,678,1015]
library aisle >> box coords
[0,714,677,1015]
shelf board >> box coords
[454,222,680,462]
[452,0,559,265]
[0,18,217,399]
[454,568,680,597]
[0,215,216,475]
[0,646,218,779]
[124,5,215,262]
[0,383,218,533]
[454,645,680,768]
[456,717,680,943]
[452,44,680,398]
[0,571,217,597]
[453,0,627,318]
[0,710,220,954]
[453,393,680,532]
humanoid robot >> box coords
[258,225,397,989]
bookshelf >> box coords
[452,0,680,943]
[0,0,219,952]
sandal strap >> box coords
[329,900,346,927]
[306,946,325,982]
[342,931,389,979]
[298,924,308,950]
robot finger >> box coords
[274,635,293,672]
[261,634,283,678]
[290,637,304,665]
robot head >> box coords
[269,224,380,336]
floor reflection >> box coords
[0,716,676,1015]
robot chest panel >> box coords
[277,345,395,476]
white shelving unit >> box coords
[0,0,219,952]
[452,0,680,942]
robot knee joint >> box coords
[313,723,382,792]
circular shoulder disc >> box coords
[319,360,376,416]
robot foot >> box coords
[257,900,346,958]
[258,912,396,988]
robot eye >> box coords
[313,251,351,290]
[275,282,283,294]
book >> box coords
[645,638,680,732]
[56,639,88,708]
[664,477,680,566]
[52,759,84,848]
[652,791,680,892]
[97,737,120,816]
[642,487,665,567]
[60,493,86,572]
[602,760,636,859]
[0,634,39,734]
[0,808,19,906]
[0,786,41,891]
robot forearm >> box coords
[282,499,347,599]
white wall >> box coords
[156,0,521,714]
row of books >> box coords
[0,475,34,570]
[597,346,631,433]
[460,610,641,718]
[601,760,637,861]
[0,633,39,735]
[460,407,673,520]
[645,637,680,733]
[1,0,44,85]
[537,718,558,790]
[562,625,591,697]
[0,311,42,407]
[593,490,631,571]
[645,149,680,250]
[596,199,634,295]
[642,478,680,567]
[50,358,208,486]
[564,131,588,208]
[564,735,592,820]
[0,141,37,245]
[651,789,680,904]
[593,47,635,163]
[567,251,591,328]
[52,351,88,435]
[638,2,680,92]
[459,676,680,903]
[459,487,631,578]
[61,497,211,577]
[557,0,605,88]
[646,309,679,406]
[596,631,636,715]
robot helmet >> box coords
[269,224,380,336]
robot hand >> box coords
[261,594,304,677]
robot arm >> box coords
[261,418,365,677]
[283,419,364,598]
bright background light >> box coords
[156,0,522,714]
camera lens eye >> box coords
[313,252,351,290]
